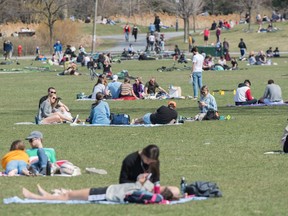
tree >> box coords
[26,0,68,52]
[164,0,205,43]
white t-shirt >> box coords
[192,53,204,72]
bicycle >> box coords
[156,63,192,72]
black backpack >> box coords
[203,110,219,120]
[185,181,222,197]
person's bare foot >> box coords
[8,169,17,176]
[22,188,41,199]
[21,168,30,176]
[37,184,50,196]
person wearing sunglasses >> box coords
[38,87,70,113]
[193,85,218,121]
[38,94,75,124]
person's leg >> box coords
[5,160,18,175]
[247,99,257,104]
[18,161,29,175]
[198,73,202,90]
[283,135,288,153]
[23,187,91,201]
[192,73,198,98]
[37,148,48,174]
[41,114,62,124]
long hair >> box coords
[92,92,104,108]
[141,144,160,182]
[10,140,25,151]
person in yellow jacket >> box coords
[1,140,30,176]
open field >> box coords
[0,54,288,215]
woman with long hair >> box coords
[88,92,110,125]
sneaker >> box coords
[72,114,79,124]
[85,167,107,175]
[35,116,39,125]
[192,97,198,100]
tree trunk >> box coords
[248,7,252,31]
[183,17,187,42]
[193,15,196,33]
[49,24,53,53]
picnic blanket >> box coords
[3,195,207,205]
[70,123,183,127]
[227,103,288,107]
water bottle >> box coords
[154,181,160,194]
[180,177,186,195]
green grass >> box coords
[1,41,288,215]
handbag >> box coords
[110,113,130,125]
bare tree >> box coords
[26,0,68,52]
[238,0,264,31]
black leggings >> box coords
[283,135,288,153]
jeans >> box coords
[30,148,48,173]
[5,160,28,174]
[192,72,202,98]
[125,32,129,42]
[240,49,246,59]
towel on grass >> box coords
[227,103,288,107]
[3,196,207,205]
[70,123,183,127]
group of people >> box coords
[37,87,78,124]
[2,136,180,202]
[1,131,53,176]
[234,79,284,106]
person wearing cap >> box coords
[133,101,178,125]
[193,85,218,121]
[107,75,122,99]
[234,79,257,106]
[144,77,167,96]
[25,131,51,175]
[258,79,283,105]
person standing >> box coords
[3,40,13,60]
[123,23,130,42]
[154,15,161,32]
[223,38,230,61]
[188,34,195,52]
[148,33,155,52]
[203,27,210,46]
[216,26,221,42]
[191,47,204,100]
[53,40,63,62]
[131,24,139,42]
[258,79,283,105]
[238,38,247,60]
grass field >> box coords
[1,23,288,215]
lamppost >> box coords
[92,0,98,54]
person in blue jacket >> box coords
[88,92,110,125]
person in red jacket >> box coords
[123,23,130,42]
[234,79,257,106]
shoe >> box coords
[193,97,198,100]
[35,116,39,125]
[72,114,79,124]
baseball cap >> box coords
[168,101,177,108]
[25,131,43,140]
[112,75,118,81]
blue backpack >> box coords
[124,190,163,204]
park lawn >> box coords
[0,58,288,216]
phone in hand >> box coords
[146,173,152,180]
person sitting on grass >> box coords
[258,79,283,105]
[132,77,144,98]
[230,57,238,70]
[1,140,30,176]
[22,176,180,202]
[38,94,76,124]
[87,92,110,125]
[133,101,178,125]
[144,77,168,96]
[120,77,139,100]
[193,85,218,121]
[234,79,257,106]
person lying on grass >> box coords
[22,174,180,202]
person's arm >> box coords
[57,101,70,112]
[245,89,254,100]
[119,160,134,183]
[131,88,139,99]
[144,85,148,94]
[158,86,167,94]
[262,86,269,98]
[41,101,52,117]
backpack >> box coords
[185,181,222,197]
[203,110,219,120]
[124,190,163,204]
[110,113,130,125]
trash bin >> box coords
[197,46,223,57]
